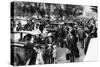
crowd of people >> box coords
[11,16,97,65]
[11,2,97,66]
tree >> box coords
[64,5,83,17]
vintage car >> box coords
[11,31,39,66]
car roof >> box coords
[11,31,40,36]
